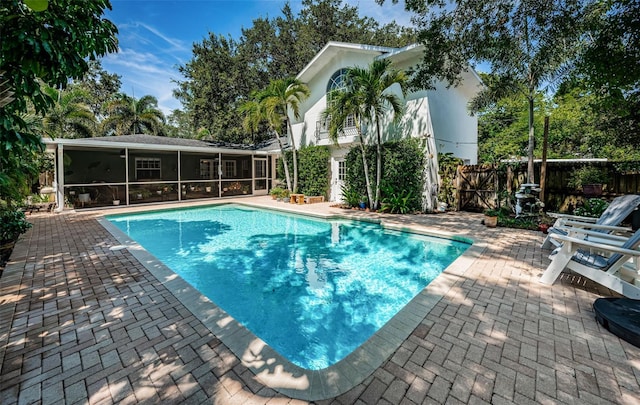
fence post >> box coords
[540,116,549,205]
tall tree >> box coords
[241,94,294,191]
[176,0,415,143]
[42,87,97,138]
[101,94,165,136]
[323,59,407,209]
[385,0,589,183]
[70,60,122,119]
[242,78,310,192]
[577,0,640,147]
[0,0,117,207]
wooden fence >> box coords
[454,161,640,213]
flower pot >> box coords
[359,202,366,209]
[112,200,120,206]
[78,193,90,203]
[583,184,603,197]
[539,223,550,234]
[485,215,498,228]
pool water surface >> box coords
[107,204,469,369]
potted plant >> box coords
[484,208,500,228]
[111,186,120,205]
[568,166,610,197]
[270,187,284,200]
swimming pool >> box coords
[107,204,469,370]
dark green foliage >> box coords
[101,94,166,136]
[175,0,415,143]
[345,139,424,212]
[297,146,330,197]
[0,0,117,208]
[0,210,32,244]
[574,198,609,218]
[379,139,423,211]
[379,186,413,214]
[340,184,361,207]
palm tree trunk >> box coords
[356,121,373,207]
[359,141,373,207]
[274,131,292,192]
[374,118,382,210]
[287,120,298,193]
[527,91,535,183]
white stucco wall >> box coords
[291,46,480,165]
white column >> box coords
[54,144,64,212]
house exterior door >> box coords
[330,157,346,202]
[253,157,268,195]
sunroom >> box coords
[43,135,278,211]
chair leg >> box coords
[540,246,573,285]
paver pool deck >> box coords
[1,196,639,404]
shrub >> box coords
[379,186,414,214]
[0,209,32,244]
[574,198,609,217]
[344,139,424,211]
[297,146,330,197]
[340,185,361,207]
[568,166,610,189]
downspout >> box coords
[55,143,64,212]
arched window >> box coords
[327,68,348,93]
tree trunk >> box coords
[527,93,535,183]
[287,120,298,193]
[274,131,292,192]
[374,118,382,210]
[355,120,373,207]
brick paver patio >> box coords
[1,197,639,404]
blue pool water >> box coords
[107,204,469,369]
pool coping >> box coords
[97,201,486,401]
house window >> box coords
[327,68,348,93]
[223,160,236,178]
[135,157,161,180]
[338,160,346,181]
[254,159,267,178]
[200,159,215,179]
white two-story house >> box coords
[289,42,482,206]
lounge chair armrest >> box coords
[558,221,633,233]
[549,233,640,256]
[548,213,598,223]
[559,228,630,243]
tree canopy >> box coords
[0,0,118,208]
[175,0,416,144]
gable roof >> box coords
[297,42,396,83]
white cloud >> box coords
[351,0,415,28]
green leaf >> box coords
[24,0,48,12]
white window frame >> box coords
[199,159,215,179]
[338,160,347,181]
[223,160,236,178]
[135,157,161,180]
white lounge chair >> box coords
[539,228,640,299]
[541,194,640,249]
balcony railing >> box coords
[315,115,358,141]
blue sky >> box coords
[101,1,414,115]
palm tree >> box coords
[101,94,165,136]
[241,78,310,192]
[42,86,96,138]
[323,84,375,208]
[325,59,407,209]
[240,93,294,192]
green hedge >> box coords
[345,139,424,211]
[278,145,330,197]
